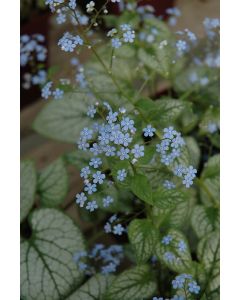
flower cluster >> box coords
[174,165,197,188]
[58,32,83,52]
[107,24,136,49]
[73,243,124,275]
[153,273,200,300]
[20,34,47,89]
[41,81,64,100]
[104,215,125,235]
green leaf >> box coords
[66,274,114,300]
[155,229,193,273]
[152,189,197,228]
[200,155,220,206]
[21,161,37,222]
[171,137,201,170]
[128,219,159,263]
[152,187,186,209]
[33,93,95,143]
[104,265,157,300]
[130,174,153,204]
[37,158,69,207]
[191,205,219,239]
[197,232,220,292]
[21,208,86,300]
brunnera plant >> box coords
[20,1,220,300]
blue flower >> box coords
[172,275,185,289]
[120,24,132,31]
[178,240,187,252]
[153,297,164,300]
[188,281,200,294]
[101,262,117,274]
[121,117,135,131]
[78,140,89,151]
[131,144,144,158]
[117,169,127,181]
[79,262,88,270]
[41,81,52,99]
[163,180,176,190]
[90,143,103,155]
[103,196,114,207]
[106,111,118,124]
[162,235,173,245]
[86,200,98,212]
[74,35,84,45]
[69,0,76,9]
[52,88,64,99]
[207,122,218,133]
[123,30,135,43]
[163,126,176,139]
[56,13,66,24]
[109,214,117,223]
[113,224,125,235]
[164,251,176,262]
[174,165,186,177]
[112,38,122,49]
[89,157,102,168]
[93,171,106,184]
[80,127,93,141]
[76,192,87,207]
[104,145,116,157]
[87,105,96,118]
[143,125,156,137]
[117,147,130,160]
[104,222,112,233]
[84,183,97,194]
[176,40,188,53]
[156,139,170,153]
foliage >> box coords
[20,1,220,299]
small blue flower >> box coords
[207,122,218,133]
[109,214,117,223]
[113,224,125,235]
[176,40,188,53]
[79,262,88,270]
[120,24,131,31]
[52,88,64,100]
[117,169,127,181]
[162,235,173,245]
[174,165,186,177]
[76,192,87,207]
[41,81,52,99]
[90,143,103,155]
[112,38,122,49]
[123,30,135,43]
[89,157,102,168]
[131,144,144,158]
[164,251,176,263]
[56,13,66,24]
[188,281,201,294]
[84,183,97,194]
[86,200,98,212]
[80,166,91,179]
[103,196,114,207]
[69,0,76,9]
[163,126,176,139]
[93,171,106,184]
[104,145,116,157]
[178,240,187,252]
[121,117,135,131]
[87,105,96,118]
[117,147,130,160]
[101,262,117,274]
[106,111,118,124]
[143,125,156,137]
[163,180,176,190]
[80,127,93,141]
[104,222,112,233]
[152,297,164,300]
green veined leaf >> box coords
[66,274,114,300]
[200,155,220,206]
[21,208,86,300]
[33,93,95,143]
[37,158,69,207]
[191,205,219,239]
[152,188,197,228]
[21,160,37,222]
[130,174,153,204]
[128,219,159,263]
[155,229,193,273]
[197,232,220,293]
[104,265,157,300]
[152,187,186,209]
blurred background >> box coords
[20,0,219,232]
